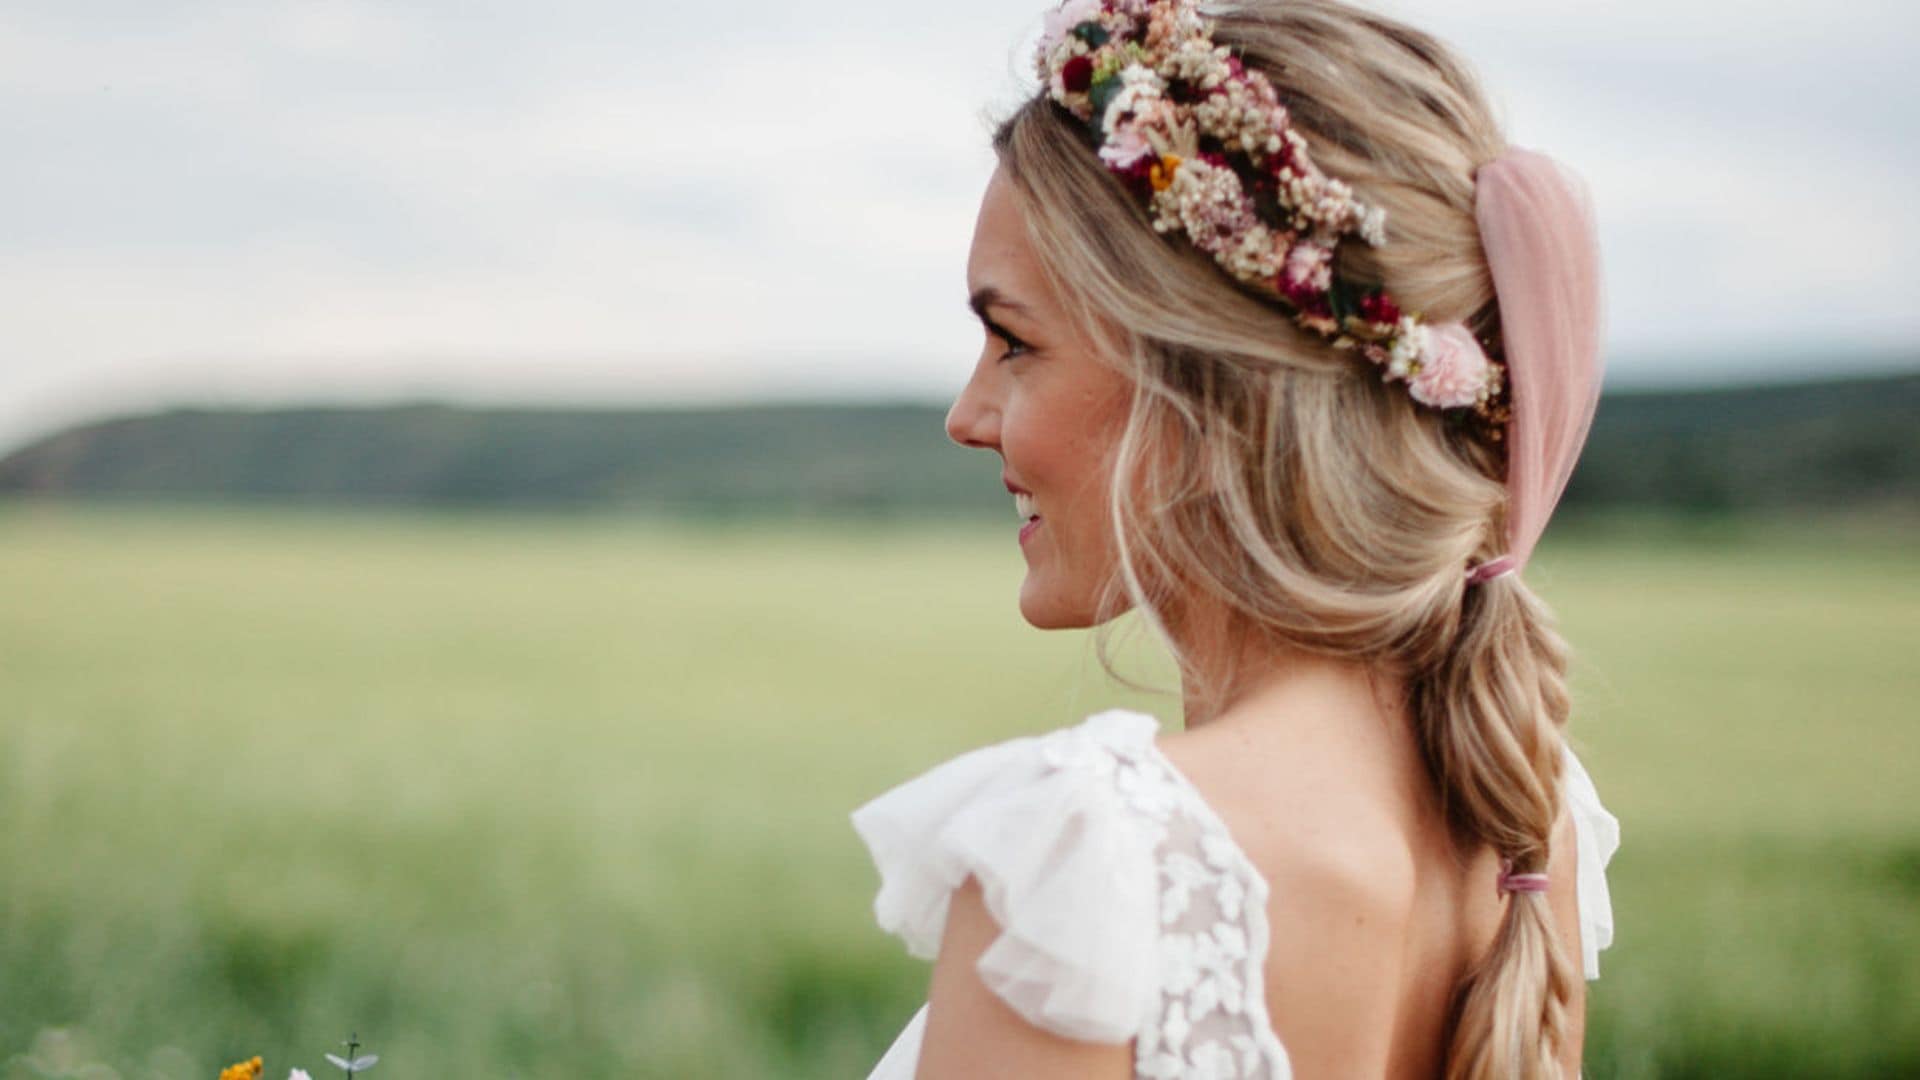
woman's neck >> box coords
[1166,598,1432,832]
[1168,598,1410,740]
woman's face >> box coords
[946,166,1136,630]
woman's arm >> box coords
[915,875,1135,1079]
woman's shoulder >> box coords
[1153,716,1420,915]
[849,709,1168,853]
[848,708,1177,1042]
[1154,719,1423,988]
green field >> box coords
[1,505,1915,1078]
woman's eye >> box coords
[993,330,1030,360]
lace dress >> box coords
[850,709,1620,1079]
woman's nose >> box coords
[944,375,999,451]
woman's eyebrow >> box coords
[967,286,1033,323]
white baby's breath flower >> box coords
[1388,318,1426,378]
[1359,205,1388,246]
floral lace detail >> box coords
[1035,715,1293,1079]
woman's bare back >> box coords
[1156,695,1590,1078]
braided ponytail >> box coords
[1412,571,1578,1078]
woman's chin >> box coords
[1018,578,1093,630]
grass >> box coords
[0,503,1914,1078]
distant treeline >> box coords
[2,371,1915,516]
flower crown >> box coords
[1035,0,1509,426]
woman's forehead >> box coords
[967,169,1054,316]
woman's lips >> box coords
[1019,517,1042,545]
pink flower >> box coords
[1283,240,1330,290]
[1042,0,1104,50]
[1100,126,1154,169]
[1279,240,1332,310]
[1408,323,1491,408]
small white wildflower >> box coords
[1388,319,1426,378]
[1359,205,1388,246]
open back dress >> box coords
[851,708,1620,1078]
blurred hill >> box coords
[0,371,1914,516]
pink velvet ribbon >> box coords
[1464,147,1606,586]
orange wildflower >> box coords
[1149,154,1182,192]
[219,1057,263,1080]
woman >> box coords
[851,0,1620,1076]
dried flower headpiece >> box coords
[1035,0,1509,426]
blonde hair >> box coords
[992,1,1577,1075]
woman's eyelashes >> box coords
[981,319,1030,360]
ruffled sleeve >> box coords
[1562,743,1621,980]
[849,712,1164,1043]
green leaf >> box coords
[1088,75,1122,129]
[1327,276,1355,327]
[1072,22,1111,48]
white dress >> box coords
[850,708,1620,1079]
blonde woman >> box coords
[851,0,1620,1076]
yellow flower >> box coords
[1149,154,1183,192]
[219,1056,263,1080]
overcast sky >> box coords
[2,0,1916,451]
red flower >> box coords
[1279,274,1322,312]
[1357,290,1400,325]
[1111,153,1156,190]
[1062,56,1094,93]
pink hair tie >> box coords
[1465,554,1517,586]
[1498,860,1550,895]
